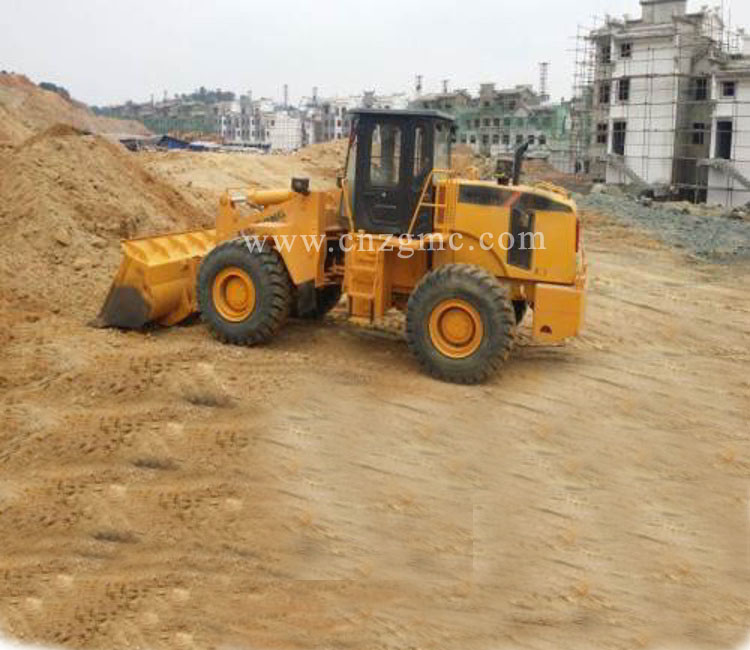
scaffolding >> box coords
[568,20,600,177]
[567,5,750,206]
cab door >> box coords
[355,118,410,234]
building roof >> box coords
[349,108,455,122]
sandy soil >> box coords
[0,146,748,650]
[0,74,148,147]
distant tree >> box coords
[39,81,71,100]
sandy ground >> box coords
[0,74,148,147]
[0,151,749,650]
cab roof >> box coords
[349,108,455,123]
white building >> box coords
[705,45,750,205]
[586,0,750,205]
[269,110,303,152]
[296,91,409,146]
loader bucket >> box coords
[95,228,217,329]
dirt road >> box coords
[1,155,749,649]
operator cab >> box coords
[344,108,454,235]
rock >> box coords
[175,363,232,408]
[91,235,107,249]
[54,228,71,246]
[639,196,653,207]
[727,208,748,221]
[72,257,91,271]
[590,183,606,194]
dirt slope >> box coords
[139,140,346,214]
[0,144,747,650]
[0,74,149,146]
[0,126,206,319]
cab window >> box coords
[435,123,451,169]
[370,123,401,186]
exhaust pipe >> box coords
[513,141,530,186]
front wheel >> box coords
[406,264,516,384]
[197,239,291,345]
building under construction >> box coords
[571,0,750,206]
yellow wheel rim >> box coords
[212,267,256,322]
[428,299,484,359]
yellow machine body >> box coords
[98,177,585,343]
[339,175,586,343]
[98,107,585,354]
[97,188,343,328]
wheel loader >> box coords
[97,108,586,384]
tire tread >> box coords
[406,264,515,384]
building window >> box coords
[460,134,467,143]
[539,135,547,145]
[483,118,490,127]
[528,135,536,145]
[504,117,511,127]
[691,77,708,101]
[691,122,706,146]
[612,121,627,155]
[502,134,510,145]
[466,120,472,129]
[716,121,733,159]
[483,101,490,107]
[618,78,630,102]
[600,44,612,64]
[721,81,737,98]
[516,134,524,145]
[474,119,480,128]
[493,118,500,127]
[596,122,608,144]
[492,134,500,144]
[620,42,632,58]
[599,82,611,105]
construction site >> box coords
[1,0,749,647]
[569,0,750,206]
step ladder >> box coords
[346,243,386,322]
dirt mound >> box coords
[139,145,345,215]
[0,126,207,319]
[293,139,348,180]
[0,73,149,146]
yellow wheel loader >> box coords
[98,109,586,384]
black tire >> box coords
[197,239,291,345]
[513,300,528,325]
[406,264,516,384]
[300,285,343,319]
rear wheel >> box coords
[197,239,291,345]
[406,264,516,384]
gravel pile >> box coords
[578,192,750,262]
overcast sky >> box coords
[3,0,749,107]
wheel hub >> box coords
[213,267,256,322]
[428,299,484,359]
